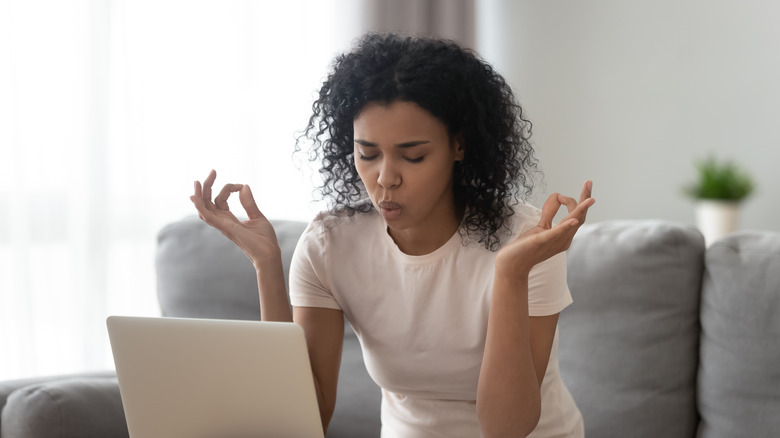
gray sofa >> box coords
[1,217,778,438]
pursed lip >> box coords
[378,201,401,210]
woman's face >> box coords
[353,100,464,235]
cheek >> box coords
[411,165,453,197]
[354,161,373,188]
[426,163,454,188]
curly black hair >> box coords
[297,33,538,251]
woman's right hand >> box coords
[190,169,280,269]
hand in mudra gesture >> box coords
[496,181,595,277]
[190,169,280,267]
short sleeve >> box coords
[288,220,341,310]
[527,252,573,316]
[508,203,573,316]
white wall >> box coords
[477,0,780,231]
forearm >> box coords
[294,307,344,434]
[254,249,293,322]
[477,271,541,438]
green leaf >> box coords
[683,156,754,200]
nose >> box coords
[377,158,401,189]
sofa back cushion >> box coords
[698,231,780,438]
[155,216,307,320]
[560,220,703,438]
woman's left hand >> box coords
[496,181,595,278]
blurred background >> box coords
[1,0,778,379]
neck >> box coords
[387,201,465,256]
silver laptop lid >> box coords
[107,316,323,438]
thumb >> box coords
[239,185,265,220]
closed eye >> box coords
[359,154,378,161]
[405,156,425,163]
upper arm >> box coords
[526,250,569,387]
[528,313,559,386]
[293,306,344,430]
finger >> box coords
[194,180,216,212]
[543,218,578,240]
[191,182,215,218]
[536,218,580,253]
[193,179,201,197]
[239,185,266,220]
[190,181,242,231]
[555,219,580,250]
[579,180,593,204]
[557,194,578,214]
[214,184,243,211]
[191,197,239,230]
[563,217,579,228]
[202,169,217,204]
[539,193,563,229]
[566,197,596,223]
[192,180,209,210]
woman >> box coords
[190,34,593,438]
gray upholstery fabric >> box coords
[1,376,69,420]
[327,332,382,438]
[155,216,307,320]
[10,219,778,438]
[560,220,704,438]
[1,377,127,438]
[0,371,117,434]
[698,231,780,438]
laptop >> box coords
[106,316,324,438]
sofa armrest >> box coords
[0,373,127,438]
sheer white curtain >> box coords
[0,0,366,380]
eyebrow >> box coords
[354,139,431,149]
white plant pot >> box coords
[695,200,740,246]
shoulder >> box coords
[300,205,382,249]
[506,202,542,239]
[460,201,542,250]
[292,206,382,278]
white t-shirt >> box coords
[289,204,584,438]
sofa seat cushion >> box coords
[1,376,127,438]
[698,231,780,438]
[560,220,703,438]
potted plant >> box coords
[683,156,755,246]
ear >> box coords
[452,134,465,162]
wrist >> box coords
[252,246,283,272]
[494,252,533,280]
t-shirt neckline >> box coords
[377,215,463,265]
